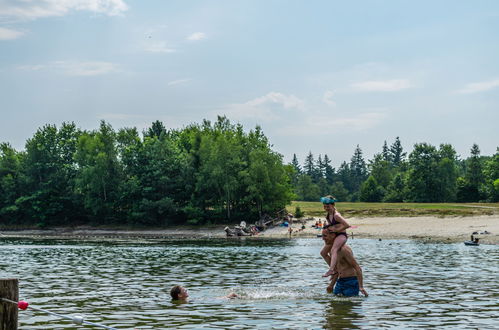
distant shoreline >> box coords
[1,215,498,244]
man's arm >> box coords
[343,249,368,297]
[327,273,339,293]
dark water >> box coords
[1,237,498,329]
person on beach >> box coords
[170,285,239,302]
[322,229,368,297]
[320,195,351,278]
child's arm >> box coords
[330,212,350,232]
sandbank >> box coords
[266,215,499,244]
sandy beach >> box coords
[1,215,498,244]
[265,215,499,244]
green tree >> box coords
[359,175,384,202]
[406,143,440,202]
[323,154,335,185]
[483,148,499,202]
[17,123,81,226]
[458,144,485,202]
[0,143,22,223]
[329,181,349,202]
[383,173,406,202]
[436,144,458,202]
[295,174,320,201]
[75,121,122,222]
[369,153,392,189]
[390,137,406,167]
[349,145,367,193]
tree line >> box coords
[0,117,294,227]
[2,119,498,228]
[290,137,499,203]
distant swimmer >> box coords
[322,229,368,297]
[320,195,351,278]
[170,285,239,302]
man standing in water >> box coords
[322,229,368,297]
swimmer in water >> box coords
[170,285,239,302]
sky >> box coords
[1,0,498,167]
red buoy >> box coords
[18,301,29,310]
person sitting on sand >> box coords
[321,229,368,297]
[320,195,351,278]
[170,285,239,302]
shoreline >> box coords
[1,215,498,244]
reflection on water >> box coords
[1,237,498,329]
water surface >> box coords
[1,237,498,329]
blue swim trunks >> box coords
[333,276,359,297]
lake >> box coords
[1,237,498,329]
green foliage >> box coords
[294,206,305,218]
[383,173,406,202]
[1,121,498,228]
[359,176,385,202]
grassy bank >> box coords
[286,201,499,218]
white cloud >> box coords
[18,60,120,76]
[246,92,305,110]
[187,32,206,41]
[0,0,128,20]
[351,79,412,92]
[322,90,336,107]
[0,27,24,40]
[54,61,120,76]
[278,112,387,136]
[143,41,176,53]
[456,79,499,94]
[221,92,305,121]
[168,78,191,86]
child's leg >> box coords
[322,235,347,277]
[320,244,333,265]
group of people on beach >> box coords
[170,194,368,302]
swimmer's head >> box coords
[170,285,189,300]
[322,228,336,244]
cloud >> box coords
[456,79,499,94]
[187,32,206,41]
[221,92,305,121]
[278,112,387,136]
[143,41,176,53]
[0,0,128,20]
[168,78,191,86]
[0,27,24,40]
[322,90,336,106]
[351,79,412,92]
[18,60,120,76]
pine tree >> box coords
[466,144,484,188]
[390,137,406,167]
[304,151,315,177]
[291,153,301,174]
[382,141,391,163]
[350,145,368,191]
[323,154,335,185]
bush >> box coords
[294,206,305,219]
